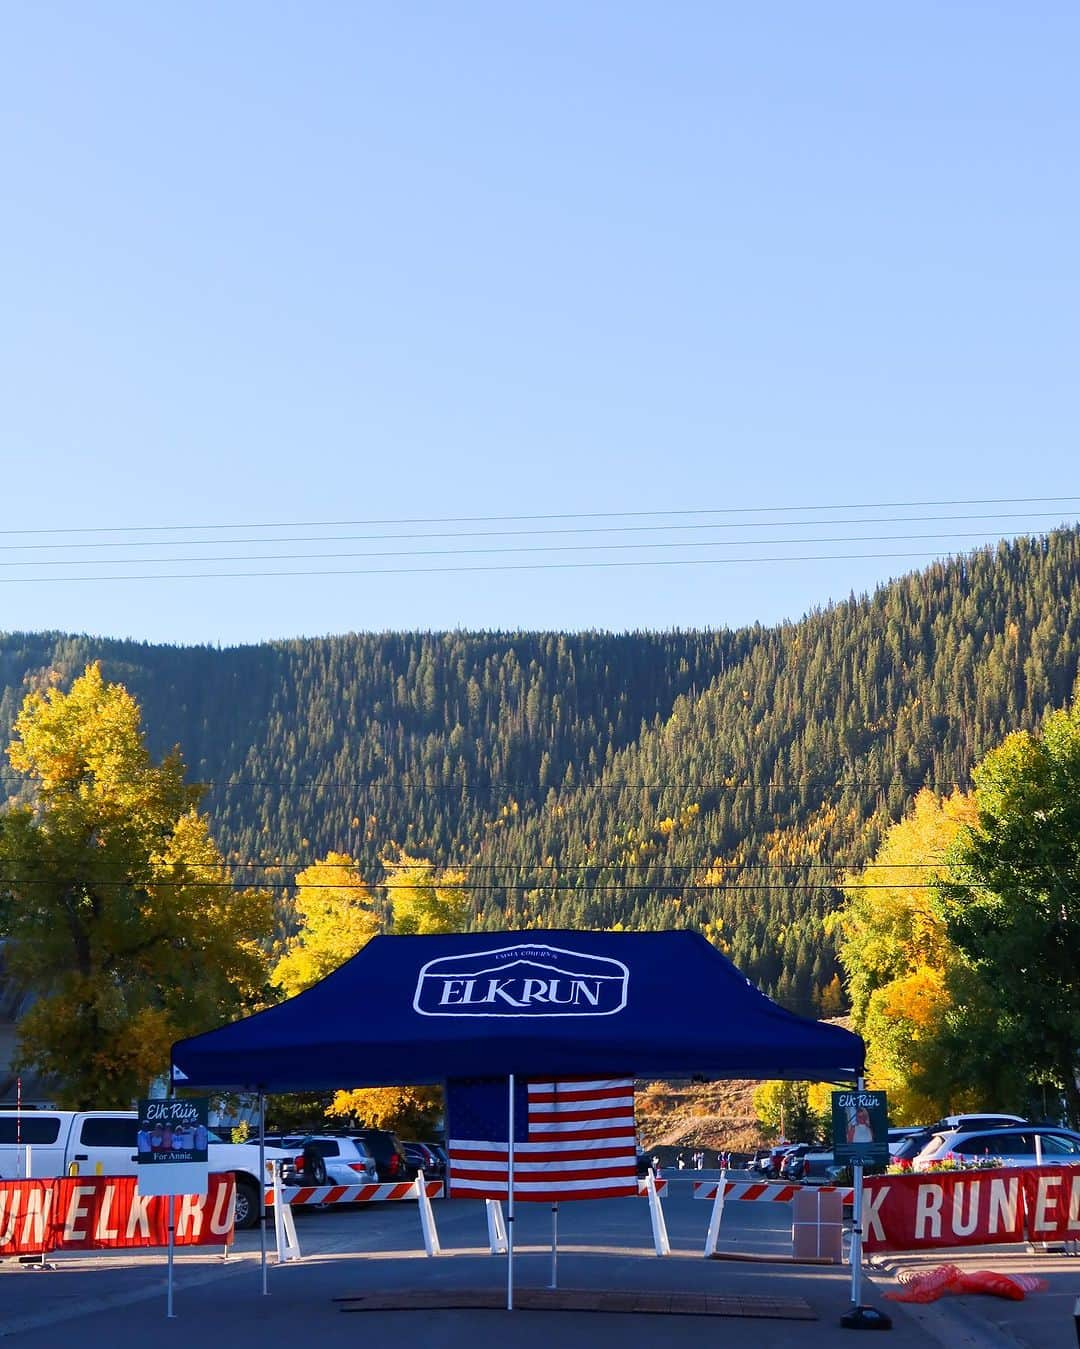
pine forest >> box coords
[3,529,1079,1020]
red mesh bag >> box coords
[955,1270,1045,1300]
[886,1264,962,1303]
[1009,1274,1050,1293]
[887,1265,1049,1304]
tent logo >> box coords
[413,943,630,1018]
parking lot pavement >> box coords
[2,1192,1071,1348]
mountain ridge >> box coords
[3,528,1079,1014]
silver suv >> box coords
[912,1124,1080,1171]
[260,1134,378,1186]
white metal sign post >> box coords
[136,1096,210,1320]
[834,1081,892,1332]
[256,1093,270,1294]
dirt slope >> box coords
[637,1079,764,1157]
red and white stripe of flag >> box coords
[450,1078,638,1202]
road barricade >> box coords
[264,1171,445,1263]
[638,1176,668,1197]
[264,1177,444,1208]
[0,1174,235,1258]
[693,1177,853,1263]
[692,1180,854,1204]
[482,1171,671,1258]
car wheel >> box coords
[302,1145,327,1185]
[234,1177,261,1231]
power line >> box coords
[0,510,1072,552]
[1,494,1077,537]
[0,529,1065,572]
[0,547,1021,585]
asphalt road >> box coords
[2,1172,1075,1348]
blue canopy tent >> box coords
[172,929,863,1090]
[171,930,865,1308]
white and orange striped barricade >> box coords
[480,1169,671,1258]
[692,1179,854,1203]
[693,1178,854,1261]
[265,1176,444,1208]
[637,1175,668,1197]
[263,1173,444,1258]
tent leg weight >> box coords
[840,1305,892,1331]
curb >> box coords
[863,1258,1036,1349]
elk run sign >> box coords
[414,943,630,1017]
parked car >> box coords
[788,1150,846,1186]
[350,1128,415,1182]
[935,1113,1027,1130]
[912,1125,1080,1172]
[751,1147,782,1176]
[889,1128,939,1163]
[778,1143,814,1179]
[424,1142,449,1177]
[402,1141,443,1177]
[257,1134,379,1186]
[765,1143,801,1178]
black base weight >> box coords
[840,1305,892,1331]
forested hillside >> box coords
[3,529,1079,1017]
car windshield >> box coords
[892,1133,932,1160]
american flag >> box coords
[446,1076,638,1201]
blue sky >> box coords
[2,2,1076,646]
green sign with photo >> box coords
[831,1090,889,1165]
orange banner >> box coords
[0,1174,235,1257]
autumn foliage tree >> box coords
[328,850,472,1131]
[935,706,1080,1127]
[384,848,472,935]
[271,852,379,999]
[0,665,273,1107]
[269,847,459,1135]
[752,1080,832,1142]
[832,788,976,1120]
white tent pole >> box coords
[507,1074,515,1312]
[848,1076,864,1309]
[258,1092,268,1296]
